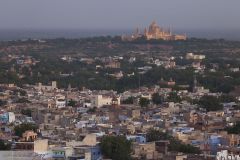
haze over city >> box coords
[0,0,240,40]
[0,0,240,30]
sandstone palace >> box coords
[122,21,187,41]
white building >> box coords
[186,53,205,60]
[141,93,152,100]
[55,94,66,108]
[83,102,92,108]
[230,67,239,72]
[216,150,240,160]
[91,95,120,108]
[8,112,15,123]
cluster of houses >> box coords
[1,48,240,160]
[0,77,240,160]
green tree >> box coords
[19,90,27,96]
[152,93,162,105]
[139,97,150,108]
[122,97,134,104]
[167,92,181,103]
[219,95,236,103]
[168,138,201,154]
[21,109,32,117]
[146,129,170,142]
[14,123,38,137]
[16,98,30,103]
[147,129,201,154]
[0,100,7,107]
[88,107,97,113]
[0,140,11,150]
[100,135,132,160]
[68,99,76,107]
[197,95,223,111]
[225,121,240,134]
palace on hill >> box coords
[122,21,187,41]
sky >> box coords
[0,0,240,31]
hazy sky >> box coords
[0,0,240,30]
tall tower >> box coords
[167,27,171,35]
[193,75,197,93]
[51,81,57,90]
[136,27,140,35]
[68,83,72,91]
[144,28,148,38]
[112,96,119,108]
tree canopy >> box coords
[139,97,150,108]
[21,109,32,117]
[197,95,223,111]
[0,140,11,150]
[14,123,38,137]
[147,129,201,154]
[152,93,163,105]
[122,96,134,104]
[225,121,240,134]
[68,99,77,107]
[167,92,181,103]
[100,135,132,160]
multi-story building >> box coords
[91,95,120,108]
[186,53,206,60]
